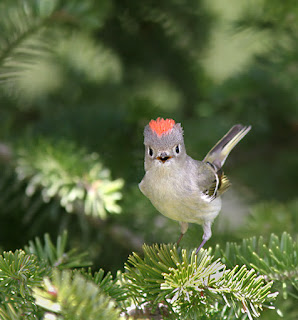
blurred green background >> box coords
[0,0,297,279]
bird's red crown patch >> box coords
[149,117,175,136]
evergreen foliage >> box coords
[0,0,297,319]
[24,231,92,269]
[0,250,49,319]
[214,232,298,286]
[125,244,278,319]
[76,268,128,303]
[33,269,122,320]
[0,233,125,320]
[16,139,124,218]
[1,232,298,319]
[0,0,107,84]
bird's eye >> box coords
[175,145,180,154]
[148,147,154,157]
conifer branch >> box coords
[124,244,278,319]
[15,139,124,219]
[0,0,107,84]
[1,232,297,319]
[0,232,126,319]
[77,268,128,303]
[24,230,92,269]
[213,232,298,291]
[0,0,49,76]
[0,250,49,319]
[33,269,122,320]
[0,303,23,320]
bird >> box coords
[139,117,251,253]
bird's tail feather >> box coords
[203,124,251,169]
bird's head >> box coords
[143,117,186,170]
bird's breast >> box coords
[139,166,221,224]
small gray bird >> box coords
[139,118,251,253]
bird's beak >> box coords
[156,152,172,163]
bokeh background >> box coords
[0,0,297,283]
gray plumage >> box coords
[139,118,251,253]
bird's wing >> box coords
[200,162,231,202]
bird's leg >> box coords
[176,233,184,246]
[177,222,188,246]
[196,221,212,254]
[195,238,208,254]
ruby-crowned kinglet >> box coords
[139,118,251,253]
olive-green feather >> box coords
[218,174,231,195]
[204,124,251,170]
